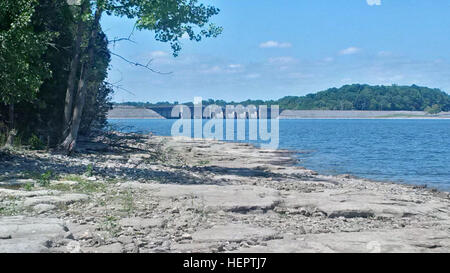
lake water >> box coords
[109,119,450,191]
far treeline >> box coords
[119,84,450,114]
[0,0,222,153]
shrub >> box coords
[28,134,45,150]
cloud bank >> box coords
[339,47,361,55]
[259,41,292,48]
[367,0,381,6]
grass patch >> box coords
[50,175,106,194]
[49,183,72,192]
[0,197,23,216]
[22,182,34,191]
[197,160,211,166]
[62,175,89,183]
[99,215,120,236]
[119,189,136,216]
[106,177,122,184]
[77,180,106,193]
[38,170,54,187]
[84,164,94,177]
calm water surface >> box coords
[109,119,450,191]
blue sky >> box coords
[102,0,450,103]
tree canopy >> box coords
[0,0,222,150]
[276,84,450,112]
[0,0,53,105]
[117,84,450,113]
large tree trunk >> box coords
[62,3,87,139]
[61,4,103,154]
[60,64,86,153]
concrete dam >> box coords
[108,105,281,119]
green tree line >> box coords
[0,0,221,153]
[118,84,450,113]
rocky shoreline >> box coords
[1,132,449,253]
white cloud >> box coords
[181,32,190,40]
[268,56,297,64]
[150,51,169,58]
[339,47,361,55]
[259,40,292,48]
[228,64,243,69]
[367,0,381,6]
[201,65,223,74]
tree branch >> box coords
[110,52,172,75]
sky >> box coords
[102,0,450,103]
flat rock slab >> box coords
[82,243,124,253]
[0,179,35,188]
[121,182,280,212]
[0,189,59,198]
[283,189,448,219]
[23,193,89,207]
[170,242,219,253]
[33,204,57,214]
[192,224,278,243]
[234,228,450,253]
[0,216,67,253]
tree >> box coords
[425,104,442,115]
[116,84,450,113]
[60,0,222,154]
[0,0,53,145]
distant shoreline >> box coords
[108,106,450,120]
[108,117,450,120]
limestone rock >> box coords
[192,224,278,243]
[0,216,67,253]
[23,193,89,207]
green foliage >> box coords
[117,84,450,112]
[13,134,23,148]
[84,164,94,177]
[0,0,78,144]
[0,0,222,147]
[0,0,53,105]
[28,134,45,150]
[100,215,120,236]
[106,0,222,56]
[23,182,34,191]
[425,104,442,115]
[63,174,90,183]
[56,174,106,193]
[198,160,210,166]
[0,196,23,216]
[79,30,113,136]
[275,84,450,111]
[0,131,6,146]
[38,170,54,186]
[119,189,136,215]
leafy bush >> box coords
[425,104,442,115]
[28,134,45,150]
[38,170,54,187]
[84,164,94,177]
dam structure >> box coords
[144,105,280,119]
